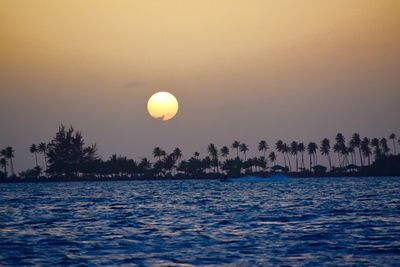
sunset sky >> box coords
[1,1,399,171]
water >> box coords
[1,177,400,266]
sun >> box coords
[147,92,179,121]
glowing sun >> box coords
[147,92,179,121]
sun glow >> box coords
[147,92,179,121]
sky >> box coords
[1,0,400,171]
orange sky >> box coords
[1,1,400,171]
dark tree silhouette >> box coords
[2,147,15,176]
[307,142,318,170]
[220,146,229,159]
[275,140,286,168]
[290,141,298,172]
[361,137,372,165]
[239,143,249,160]
[320,138,332,170]
[268,152,276,167]
[30,144,39,168]
[282,143,291,171]
[231,141,240,158]
[389,133,396,155]
[38,142,48,170]
[371,138,381,159]
[258,140,268,158]
[0,157,7,177]
[153,147,164,161]
[350,133,363,166]
[46,125,98,176]
[380,138,390,156]
[297,142,306,170]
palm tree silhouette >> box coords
[275,140,287,168]
[172,148,182,162]
[239,143,249,160]
[220,146,229,158]
[371,138,381,159]
[258,140,268,158]
[38,142,48,169]
[380,138,390,156]
[348,145,355,165]
[282,143,291,171]
[297,142,305,170]
[153,147,164,161]
[0,157,7,177]
[389,133,397,155]
[335,133,346,167]
[207,143,219,173]
[231,141,240,158]
[307,142,317,170]
[30,144,39,167]
[320,138,332,170]
[268,152,276,167]
[290,141,298,172]
[3,147,15,176]
[361,137,372,165]
[350,133,363,166]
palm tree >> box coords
[193,152,200,159]
[231,141,240,158]
[380,138,390,156]
[290,141,298,172]
[207,143,219,173]
[268,152,276,167]
[258,140,268,158]
[30,144,39,167]
[389,133,397,155]
[282,143,291,171]
[153,147,164,161]
[275,140,286,168]
[38,142,48,169]
[307,142,317,170]
[333,143,342,168]
[207,143,218,158]
[371,138,381,159]
[361,137,372,165]
[220,146,229,158]
[350,133,363,166]
[320,138,332,170]
[172,147,182,162]
[0,158,7,177]
[239,143,249,160]
[3,147,15,176]
[297,142,305,170]
[335,133,346,167]
[348,145,355,165]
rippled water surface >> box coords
[1,177,400,266]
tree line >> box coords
[1,125,399,180]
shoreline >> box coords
[1,172,399,184]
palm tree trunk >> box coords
[282,153,287,168]
[295,154,298,172]
[393,139,397,155]
[327,153,332,171]
[286,154,291,171]
[309,154,312,170]
[10,158,14,176]
[301,152,305,169]
[358,148,363,167]
[34,153,38,167]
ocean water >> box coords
[1,177,400,266]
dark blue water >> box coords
[1,177,400,266]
